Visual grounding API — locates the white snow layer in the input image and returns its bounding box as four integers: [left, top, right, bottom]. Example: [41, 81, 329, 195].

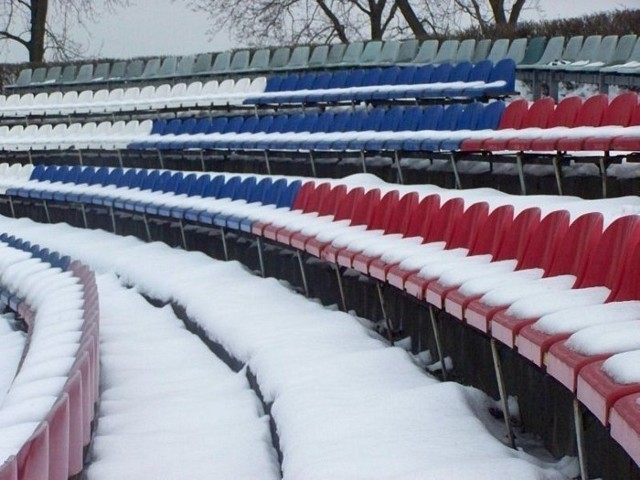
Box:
[0, 215, 572, 479]
[86, 275, 279, 480]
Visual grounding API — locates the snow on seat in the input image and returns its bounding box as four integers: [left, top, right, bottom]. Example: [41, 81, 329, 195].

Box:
[487, 214, 640, 357]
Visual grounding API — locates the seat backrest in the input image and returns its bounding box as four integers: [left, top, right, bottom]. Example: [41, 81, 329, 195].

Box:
[367, 190, 400, 231]
[142, 58, 161, 78]
[308, 45, 331, 68]
[611, 242, 640, 302]
[531, 36, 565, 65]
[574, 93, 608, 127]
[521, 97, 555, 129]
[211, 51, 232, 73]
[193, 52, 213, 74]
[412, 39, 439, 64]
[124, 59, 145, 79]
[560, 35, 584, 62]
[454, 39, 476, 63]
[436, 103, 464, 131]
[446, 201, 490, 250]
[467, 60, 493, 83]
[456, 102, 485, 130]
[60, 64, 77, 83]
[496, 98, 528, 129]
[318, 184, 347, 217]
[546, 212, 603, 278]
[520, 36, 547, 65]
[176, 55, 197, 76]
[350, 188, 381, 227]
[341, 41, 365, 65]
[473, 39, 493, 63]
[218, 175, 241, 199]
[517, 210, 571, 271]
[396, 39, 419, 63]
[429, 63, 453, 83]
[325, 43, 347, 66]
[202, 174, 226, 198]
[286, 46, 310, 70]
[423, 197, 465, 243]
[494, 207, 541, 262]
[487, 38, 510, 63]
[379, 40, 401, 64]
[476, 101, 506, 130]
[30, 67, 47, 84]
[469, 204, 515, 256]
[269, 47, 291, 69]
[247, 177, 272, 203]
[592, 35, 619, 64]
[231, 176, 257, 201]
[387, 192, 419, 235]
[359, 40, 383, 64]
[158, 56, 178, 77]
[333, 187, 365, 222]
[574, 35, 602, 62]
[505, 38, 527, 63]
[547, 96, 582, 128]
[577, 215, 640, 289]
[601, 91, 637, 127]
[249, 49, 270, 71]
[447, 61, 472, 82]
[229, 50, 250, 71]
[14, 68, 32, 87]
[433, 39, 460, 64]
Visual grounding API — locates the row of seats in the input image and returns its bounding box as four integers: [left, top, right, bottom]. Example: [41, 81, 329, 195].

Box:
[8, 36, 531, 91]
[0, 77, 266, 118]
[244, 59, 515, 105]
[0, 61, 516, 120]
[3, 164, 640, 471]
[0, 237, 98, 480]
[9, 34, 640, 94]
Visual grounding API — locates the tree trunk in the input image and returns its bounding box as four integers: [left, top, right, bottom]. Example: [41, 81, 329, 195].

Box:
[30, 0, 48, 62]
[395, 0, 428, 39]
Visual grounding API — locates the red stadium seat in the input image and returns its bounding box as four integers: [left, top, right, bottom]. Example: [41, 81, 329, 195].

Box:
[46, 394, 70, 480]
[506, 96, 583, 151]
[464, 212, 602, 334]
[442, 207, 542, 319]
[252, 180, 316, 237]
[490, 215, 640, 351]
[483, 97, 555, 151]
[17, 421, 49, 480]
[528, 94, 608, 151]
[609, 102, 640, 152]
[64, 371, 84, 477]
[610, 393, 640, 464]
[459, 98, 529, 151]
[0, 456, 17, 480]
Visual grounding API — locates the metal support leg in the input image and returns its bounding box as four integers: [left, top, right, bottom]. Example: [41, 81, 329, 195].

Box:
[219, 227, 229, 261]
[263, 151, 272, 175]
[78, 150, 84, 166]
[80, 204, 88, 229]
[599, 155, 609, 199]
[394, 151, 405, 185]
[376, 283, 394, 345]
[158, 150, 164, 170]
[179, 220, 187, 250]
[43, 200, 51, 224]
[450, 152, 462, 189]
[200, 151, 206, 172]
[8, 197, 15, 218]
[573, 398, 589, 480]
[117, 149, 124, 168]
[256, 237, 266, 278]
[552, 155, 564, 195]
[109, 207, 117, 234]
[27, 150, 33, 165]
[143, 214, 152, 242]
[334, 264, 348, 312]
[428, 305, 447, 381]
[515, 153, 527, 195]
[490, 338, 516, 449]
[360, 151, 368, 173]
[309, 152, 318, 178]
[296, 250, 310, 297]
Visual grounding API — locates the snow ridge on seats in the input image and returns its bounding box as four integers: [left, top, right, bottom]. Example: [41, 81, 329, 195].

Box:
[0, 237, 98, 480]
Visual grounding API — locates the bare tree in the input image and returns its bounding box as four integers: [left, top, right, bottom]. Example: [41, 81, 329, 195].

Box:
[0, 0, 129, 63]
[184, 0, 537, 46]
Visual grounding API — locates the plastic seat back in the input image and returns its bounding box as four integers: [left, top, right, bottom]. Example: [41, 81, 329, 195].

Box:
[574, 94, 608, 127]
[368, 190, 400, 231]
[275, 180, 302, 209]
[308, 45, 331, 68]
[473, 39, 492, 63]
[486, 39, 510, 63]
[379, 40, 403, 64]
[496, 98, 528, 130]
[229, 50, 250, 72]
[494, 207, 541, 262]
[360, 40, 384, 65]
[249, 49, 270, 71]
[447, 61, 472, 82]
[211, 51, 231, 73]
[411, 39, 439, 64]
[470, 204, 515, 256]
[547, 212, 604, 277]
[519, 36, 547, 65]
[393, 38, 420, 63]
[446, 201, 490, 250]
[505, 38, 528, 64]
[455, 39, 476, 63]
[517, 210, 571, 271]
[269, 47, 291, 69]
[522, 97, 555, 128]
[350, 188, 381, 227]
[285, 46, 310, 70]
[601, 91, 637, 127]
[246, 178, 272, 203]
[456, 102, 485, 130]
[423, 197, 465, 243]
[432, 39, 459, 65]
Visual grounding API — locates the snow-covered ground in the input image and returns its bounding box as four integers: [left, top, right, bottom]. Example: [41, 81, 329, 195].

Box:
[87, 275, 279, 480]
[0, 215, 576, 479]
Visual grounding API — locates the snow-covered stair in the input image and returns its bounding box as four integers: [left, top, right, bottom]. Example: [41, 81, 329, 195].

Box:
[86, 275, 280, 480]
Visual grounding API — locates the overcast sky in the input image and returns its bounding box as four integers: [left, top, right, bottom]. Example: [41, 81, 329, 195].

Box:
[0, 0, 637, 63]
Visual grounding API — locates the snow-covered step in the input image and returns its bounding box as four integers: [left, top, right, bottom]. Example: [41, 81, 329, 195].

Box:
[0, 216, 574, 479]
[86, 275, 279, 480]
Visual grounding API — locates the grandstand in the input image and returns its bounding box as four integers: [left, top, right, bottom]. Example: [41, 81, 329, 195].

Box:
[1, 31, 640, 480]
